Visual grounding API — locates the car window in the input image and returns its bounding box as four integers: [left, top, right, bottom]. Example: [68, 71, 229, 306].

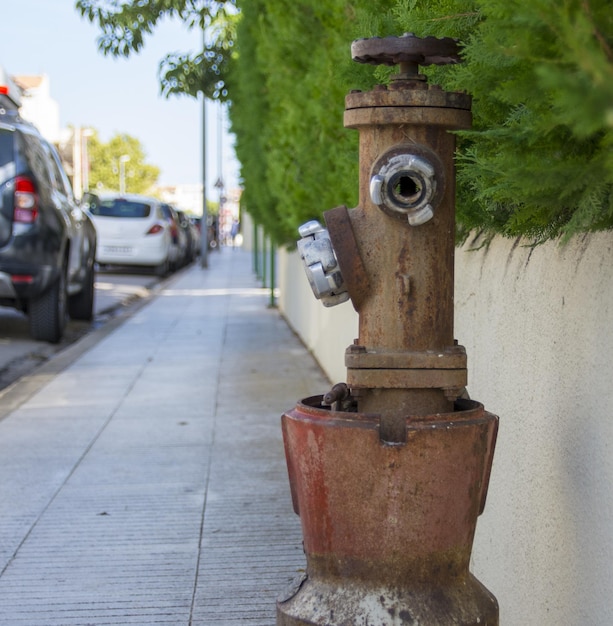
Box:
[46, 142, 74, 199]
[0, 129, 15, 187]
[160, 204, 174, 219]
[43, 141, 69, 196]
[90, 198, 152, 218]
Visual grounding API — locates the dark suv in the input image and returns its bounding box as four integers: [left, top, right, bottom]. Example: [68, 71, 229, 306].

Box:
[0, 85, 97, 343]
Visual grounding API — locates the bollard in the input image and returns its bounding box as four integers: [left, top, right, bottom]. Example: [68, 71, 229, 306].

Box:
[278, 34, 499, 625]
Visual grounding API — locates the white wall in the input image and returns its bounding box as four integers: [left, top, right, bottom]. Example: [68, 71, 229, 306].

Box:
[278, 249, 357, 383]
[277, 232, 613, 626]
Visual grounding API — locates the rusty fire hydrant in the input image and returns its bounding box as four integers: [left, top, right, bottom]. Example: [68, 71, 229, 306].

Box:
[278, 34, 499, 625]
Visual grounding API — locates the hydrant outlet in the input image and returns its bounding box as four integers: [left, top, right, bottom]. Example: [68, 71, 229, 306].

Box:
[369, 146, 444, 225]
[297, 220, 349, 307]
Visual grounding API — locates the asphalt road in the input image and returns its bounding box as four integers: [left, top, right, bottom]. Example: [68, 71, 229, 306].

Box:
[0, 265, 175, 392]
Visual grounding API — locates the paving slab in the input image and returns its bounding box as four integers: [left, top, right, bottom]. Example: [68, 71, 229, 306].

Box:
[0, 249, 330, 625]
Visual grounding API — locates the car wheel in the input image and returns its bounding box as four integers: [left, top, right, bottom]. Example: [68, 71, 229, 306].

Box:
[68, 260, 95, 321]
[154, 258, 169, 277]
[29, 266, 67, 343]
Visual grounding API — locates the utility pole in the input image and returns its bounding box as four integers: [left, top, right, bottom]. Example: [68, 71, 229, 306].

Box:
[200, 90, 209, 268]
[200, 24, 209, 269]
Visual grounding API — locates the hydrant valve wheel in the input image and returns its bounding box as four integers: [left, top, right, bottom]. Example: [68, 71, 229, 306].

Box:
[351, 33, 461, 68]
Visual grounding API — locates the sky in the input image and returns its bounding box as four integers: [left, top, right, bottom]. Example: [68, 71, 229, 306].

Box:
[0, 0, 239, 194]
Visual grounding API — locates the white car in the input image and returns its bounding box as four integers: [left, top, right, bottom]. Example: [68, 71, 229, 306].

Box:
[84, 192, 173, 275]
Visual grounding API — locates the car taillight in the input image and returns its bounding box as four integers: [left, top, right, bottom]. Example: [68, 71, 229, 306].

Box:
[14, 176, 39, 224]
[146, 224, 164, 235]
[11, 275, 34, 284]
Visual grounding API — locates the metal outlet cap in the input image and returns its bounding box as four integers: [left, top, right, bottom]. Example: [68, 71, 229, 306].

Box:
[370, 146, 444, 224]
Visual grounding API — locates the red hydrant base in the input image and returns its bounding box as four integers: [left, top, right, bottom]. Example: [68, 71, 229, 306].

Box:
[278, 396, 498, 625]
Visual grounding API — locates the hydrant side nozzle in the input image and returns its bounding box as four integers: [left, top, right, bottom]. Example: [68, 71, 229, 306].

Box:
[297, 220, 350, 307]
[324, 206, 371, 311]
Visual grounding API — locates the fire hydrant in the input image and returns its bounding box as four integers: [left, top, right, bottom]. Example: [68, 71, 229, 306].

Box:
[278, 34, 499, 625]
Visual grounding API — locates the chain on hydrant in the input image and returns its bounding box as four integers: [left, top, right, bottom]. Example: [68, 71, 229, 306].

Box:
[279, 34, 499, 625]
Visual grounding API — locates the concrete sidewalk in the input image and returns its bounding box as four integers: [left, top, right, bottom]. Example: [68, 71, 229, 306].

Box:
[0, 249, 330, 625]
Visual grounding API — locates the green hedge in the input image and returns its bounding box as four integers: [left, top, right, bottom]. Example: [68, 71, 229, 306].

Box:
[229, 0, 395, 244]
[229, 0, 613, 245]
